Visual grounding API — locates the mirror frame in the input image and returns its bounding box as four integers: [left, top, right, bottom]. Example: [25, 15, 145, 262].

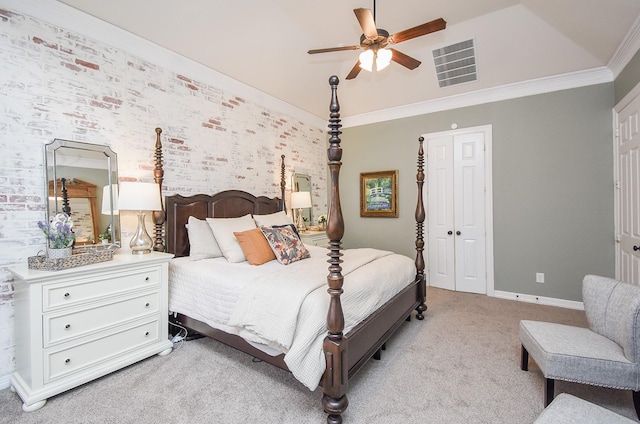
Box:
[292, 173, 312, 226]
[44, 139, 119, 248]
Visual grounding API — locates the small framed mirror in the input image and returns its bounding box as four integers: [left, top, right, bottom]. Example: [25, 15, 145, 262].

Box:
[45, 139, 119, 247]
[292, 173, 312, 227]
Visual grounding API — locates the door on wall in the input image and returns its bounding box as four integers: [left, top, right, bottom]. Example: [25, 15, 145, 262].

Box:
[426, 129, 487, 294]
[615, 89, 640, 284]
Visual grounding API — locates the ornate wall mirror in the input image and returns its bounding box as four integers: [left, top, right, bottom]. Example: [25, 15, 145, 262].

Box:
[292, 173, 312, 226]
[44, 139, 119, 247]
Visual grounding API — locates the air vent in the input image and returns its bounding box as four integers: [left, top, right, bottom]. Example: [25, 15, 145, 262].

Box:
[432, 39, 477, 88]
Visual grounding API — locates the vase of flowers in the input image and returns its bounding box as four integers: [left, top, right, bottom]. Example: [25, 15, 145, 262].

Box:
[317, 214, 327, 230]
[38, 213, 76, 259]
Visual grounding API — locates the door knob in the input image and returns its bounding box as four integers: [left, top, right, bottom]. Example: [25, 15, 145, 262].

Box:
[634, 246, 640, 251]
[456, 231, 461, 236]
[448, 231, 453, 235]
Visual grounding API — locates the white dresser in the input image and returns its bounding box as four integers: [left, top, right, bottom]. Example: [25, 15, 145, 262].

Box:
[299, 230, 330, 248]
[9, 252, 174, 412]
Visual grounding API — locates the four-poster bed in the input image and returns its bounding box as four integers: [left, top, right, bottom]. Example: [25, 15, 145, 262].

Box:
[154, 76, 427, 423]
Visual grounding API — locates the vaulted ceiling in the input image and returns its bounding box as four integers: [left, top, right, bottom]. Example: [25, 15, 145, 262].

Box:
[59, 0, 640, 121]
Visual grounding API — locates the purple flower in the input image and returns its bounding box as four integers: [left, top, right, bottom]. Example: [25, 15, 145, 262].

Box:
[38, 213, 77, 249]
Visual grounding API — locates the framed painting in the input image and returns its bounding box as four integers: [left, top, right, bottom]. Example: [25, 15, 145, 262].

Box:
[360, 170, 398, 217]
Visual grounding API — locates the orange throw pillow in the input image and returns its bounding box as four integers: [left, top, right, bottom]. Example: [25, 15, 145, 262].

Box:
[234, 227, 276, 265]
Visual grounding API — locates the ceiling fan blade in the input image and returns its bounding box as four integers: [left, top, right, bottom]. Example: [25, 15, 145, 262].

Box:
[354, 8, 378, 39]
[389, 48, 421, 70]
[390, 18, 446, 44]
[346, 61, 362, 80]
[308, 45, 360, 54]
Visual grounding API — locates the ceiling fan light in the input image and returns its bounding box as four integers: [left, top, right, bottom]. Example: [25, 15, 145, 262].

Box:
[359, 50, 374, 72]
[376, 48, 392, 70]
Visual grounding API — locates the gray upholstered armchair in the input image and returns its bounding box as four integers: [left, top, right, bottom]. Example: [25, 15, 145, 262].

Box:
[519, 274, 640, 418]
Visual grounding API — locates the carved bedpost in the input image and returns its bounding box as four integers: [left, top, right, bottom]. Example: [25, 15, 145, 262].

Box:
[415, 136, 427, 319]
[60, 178, 71, 215]
[152, 127, 166, 252]
[280, 154, 286, 212]
[322, 75, 348, 424]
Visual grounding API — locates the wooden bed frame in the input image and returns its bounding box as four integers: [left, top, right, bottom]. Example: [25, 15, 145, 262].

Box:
[155, 76, 426, 424]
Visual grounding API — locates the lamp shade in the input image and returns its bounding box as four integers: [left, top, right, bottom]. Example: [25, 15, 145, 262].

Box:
[101, 184, 119, 215]
[291, 191, 312, 209]
[117, 182, 162, 212]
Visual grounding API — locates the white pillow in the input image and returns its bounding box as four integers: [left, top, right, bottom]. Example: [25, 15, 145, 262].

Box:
[253, 210, 294, 227]
[206, 214, 257, 263]
[187, 216, 222, 260]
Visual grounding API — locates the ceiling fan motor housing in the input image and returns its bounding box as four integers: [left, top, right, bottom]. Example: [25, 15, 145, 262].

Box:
[307, 7, 446, 80]
[360, 29, 390, 50]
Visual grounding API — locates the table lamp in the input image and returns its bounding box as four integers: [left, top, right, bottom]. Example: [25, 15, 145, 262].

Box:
[100, 184, 119, 243]
[101, 184, 119, 215]
[117, 182, 162, 254]
[291, 191, 312, 231]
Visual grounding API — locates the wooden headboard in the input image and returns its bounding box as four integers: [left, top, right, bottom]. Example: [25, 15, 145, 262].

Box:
[152, 142, 287, 257]
[165, 190, 283, 257]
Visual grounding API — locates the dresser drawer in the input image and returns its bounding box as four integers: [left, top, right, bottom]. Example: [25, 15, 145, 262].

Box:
[45, 319, 161, 383]
[43, 267, 160, 311]
[44, 291, 160, 347]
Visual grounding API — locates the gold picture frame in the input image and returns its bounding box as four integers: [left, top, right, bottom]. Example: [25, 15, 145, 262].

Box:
[360, 170, 398, 217]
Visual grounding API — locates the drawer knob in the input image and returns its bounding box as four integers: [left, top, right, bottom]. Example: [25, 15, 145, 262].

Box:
[144, 331, 150, 337]
[64, 292, 70, 298]
[145, 276, 150, 281]
[65, 324, 71, 330]
[64, 358, 71, 364]
[145, 302, 150, 308]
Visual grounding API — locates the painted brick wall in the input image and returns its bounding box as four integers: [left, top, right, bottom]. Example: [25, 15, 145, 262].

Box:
[0, 8, 327, 387]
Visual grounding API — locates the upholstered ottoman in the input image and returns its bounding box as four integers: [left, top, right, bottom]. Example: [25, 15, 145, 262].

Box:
[534, 393, 636, 424]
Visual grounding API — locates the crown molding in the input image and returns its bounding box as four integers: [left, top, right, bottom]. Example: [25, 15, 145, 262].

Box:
[608, 14, 640, 78]
[3, 1, 627, 130]
[341, 67, 614, 128]
[2, 0, 327, 129]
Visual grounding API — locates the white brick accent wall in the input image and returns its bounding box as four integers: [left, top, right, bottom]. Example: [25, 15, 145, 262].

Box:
[0, 7, 328, 386]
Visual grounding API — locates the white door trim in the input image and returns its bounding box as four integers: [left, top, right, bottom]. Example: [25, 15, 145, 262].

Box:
[613, 81, 640, 282]
[422, 124, 495, 296]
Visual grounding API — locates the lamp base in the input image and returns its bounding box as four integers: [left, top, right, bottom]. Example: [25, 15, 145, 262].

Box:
[130, 247, 152, 255]
[295, 208, 307, 232]
[129, 212, 153, 255]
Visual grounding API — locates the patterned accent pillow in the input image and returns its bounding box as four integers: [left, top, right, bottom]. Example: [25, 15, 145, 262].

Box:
[260, 225, 310, 265]
[272, 223, 300, 238]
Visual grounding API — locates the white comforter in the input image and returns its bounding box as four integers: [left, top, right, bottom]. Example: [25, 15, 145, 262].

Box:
[169, 245, 416, 390]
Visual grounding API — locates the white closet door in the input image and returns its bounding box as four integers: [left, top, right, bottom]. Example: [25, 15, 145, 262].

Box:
[616, 94, 640, 284]
[453, 132, 486, 294]
[427, 135, 455, 290]
[427, 130, 486, 294]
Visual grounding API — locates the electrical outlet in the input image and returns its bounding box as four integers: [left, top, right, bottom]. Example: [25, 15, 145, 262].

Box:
[536, 273, 545, 283]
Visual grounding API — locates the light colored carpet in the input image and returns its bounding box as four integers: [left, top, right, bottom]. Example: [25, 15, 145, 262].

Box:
[1, 287, 637, 424]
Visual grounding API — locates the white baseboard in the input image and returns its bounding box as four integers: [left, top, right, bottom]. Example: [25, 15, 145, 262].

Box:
[0, 374, 12, 390]
[493, 290, 584, 310]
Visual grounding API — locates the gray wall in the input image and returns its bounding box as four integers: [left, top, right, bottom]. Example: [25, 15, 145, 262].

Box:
[340, 83, 614, 302]
[615, 49, 640, 103]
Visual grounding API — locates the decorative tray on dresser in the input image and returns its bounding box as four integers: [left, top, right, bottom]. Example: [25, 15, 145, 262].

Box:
[9, 251, 174, 412]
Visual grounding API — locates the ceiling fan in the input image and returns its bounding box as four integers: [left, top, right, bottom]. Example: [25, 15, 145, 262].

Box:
[307, 1, 446, 80]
